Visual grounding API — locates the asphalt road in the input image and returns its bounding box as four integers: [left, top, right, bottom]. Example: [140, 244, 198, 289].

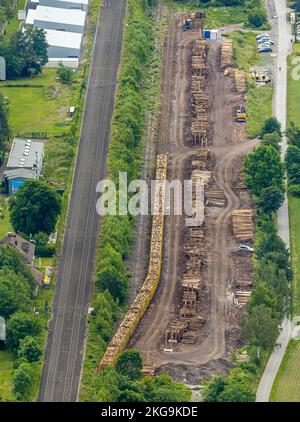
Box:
[256, 0, 292, 402]
[38, 0, 126, 402]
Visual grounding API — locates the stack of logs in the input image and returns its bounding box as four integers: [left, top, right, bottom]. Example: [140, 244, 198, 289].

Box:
[220, 39, 233, 68]
[233, 69, 246, 93]
[98, 154, 168, 370]
[232, 209, 254, 241]
[165, 153, 210, 346]
[188, 39, 209, 147]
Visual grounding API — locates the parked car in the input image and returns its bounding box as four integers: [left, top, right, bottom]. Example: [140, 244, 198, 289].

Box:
[256, 33, 270, 40]
[239, 244, 254, 253]
[257, 37, 274, 45]
[257, 46, 272, 53]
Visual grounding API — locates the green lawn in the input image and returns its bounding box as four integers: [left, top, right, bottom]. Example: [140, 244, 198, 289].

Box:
[270, 339, 300, 402]
[287, 43, 300, 315]
[289, 195, 300, 315]
[0, 198, 12, 239]
[0, 70, 75, 137]
[0, 351, 14, 402]
[287, 43, 300, 125]
[228, 30, 273, 138]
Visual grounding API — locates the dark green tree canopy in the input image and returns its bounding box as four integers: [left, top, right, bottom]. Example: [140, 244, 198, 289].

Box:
[257, 186, 284, 215]
[10, 180, 62, 236]
[260, 117, 282, 137]
[0, 27, 48, 79]
[115, 349, 143, 380]
[6, 311, 41, 350]
[244, 145, 284, 197]
[18, 336, 42, 363]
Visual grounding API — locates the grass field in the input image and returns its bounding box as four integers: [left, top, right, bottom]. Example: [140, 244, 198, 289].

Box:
[286, 43, 300, 316]
[289, 196, 300, 315]
[0, 198, 12, 239]
[0, 351, 14, 402]
[269, 43, 300, 402]
[270, 339, 300, 402]
[0, 70, 76, 137]
[228, 30, 273, 138]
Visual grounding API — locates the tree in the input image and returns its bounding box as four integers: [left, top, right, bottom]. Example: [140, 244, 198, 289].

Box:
[33, 232, 55, 257]
[244, 145, 284, 196]
[286, 121, 300, 149]
[247, 8, 267, 28]
[96, 266, 128, 303]
[115, 349, 143, 380]
[118, 389, 146, 402]
[242, 304, 279, 354]
[6, 311, 41, 350]
[202, 376, 226, 402]
[285, 145, 300, 184]
[13, 362, 35, 400]
[219, 382, 255, 402]
[0, 27, 48, 79]
[260, 117, 282, 137]
[57, 62, 73, 84]
[0, 270, 31, 319]
[261, 131, 281, 152]
[18, 336, 42, 363]
[10, 180, 62, 236]
[257, 186, 284, 215]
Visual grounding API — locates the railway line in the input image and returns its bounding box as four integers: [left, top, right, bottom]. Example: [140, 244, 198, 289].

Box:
[38, 0, 126, 401]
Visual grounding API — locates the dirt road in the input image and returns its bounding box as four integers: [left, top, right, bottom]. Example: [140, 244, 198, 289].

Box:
[129, 21, 258, 377]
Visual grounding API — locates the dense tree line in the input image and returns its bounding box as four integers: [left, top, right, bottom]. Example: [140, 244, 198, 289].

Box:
[285, 122, 300, 196]
[83, 349, 190, 402]
[0, 27, 48, 79]
[203, 117, 291, 402]
[0, 246, 42, 400]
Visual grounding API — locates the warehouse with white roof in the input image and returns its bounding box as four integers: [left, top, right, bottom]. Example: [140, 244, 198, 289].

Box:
[39, 0, 88, 11]
[26, 5, 86, 33]
[45, 29, 82, 58]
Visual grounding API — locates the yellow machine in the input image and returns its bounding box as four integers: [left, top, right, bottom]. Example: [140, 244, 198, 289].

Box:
[236, 106, 247, 122]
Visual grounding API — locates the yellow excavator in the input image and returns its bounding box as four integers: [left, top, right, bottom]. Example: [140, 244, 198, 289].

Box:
[236, 106, 247, 122]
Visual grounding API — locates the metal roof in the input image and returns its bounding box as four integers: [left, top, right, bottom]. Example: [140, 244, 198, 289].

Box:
[45, 29, 82, 49]
[40, 0, 89, 5]
[30, 5, 86, 26]
[6, 138, 44, 170]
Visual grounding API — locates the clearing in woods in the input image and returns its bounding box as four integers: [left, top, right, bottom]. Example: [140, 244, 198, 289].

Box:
[129, 13, 257, 383]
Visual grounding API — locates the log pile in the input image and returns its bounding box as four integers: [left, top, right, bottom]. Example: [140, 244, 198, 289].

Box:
[187, 39, 210, 147]
[232, 209, 254, 241]
[165, 155, 209, 346]
[98, 154, 168, 370]
[206, 189, 226, 207]
[220, 39, 233, 68]
[233, 69, 246, 93]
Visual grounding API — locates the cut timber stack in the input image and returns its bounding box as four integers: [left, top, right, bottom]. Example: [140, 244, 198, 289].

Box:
[220, 39, 233, 69]
[98, 154, 168, 370]
[188, 39, 210, 147]
[232, 209, 254, 241]
[165, 154, 209, 347]
[233, 69, 246, 93]
[206, 189, 226, 207]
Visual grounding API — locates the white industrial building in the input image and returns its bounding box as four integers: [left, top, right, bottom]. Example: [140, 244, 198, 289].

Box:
[39, 0, 88, 11]
[25, 6, 86, 33]
[45, 29, 82, 58]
